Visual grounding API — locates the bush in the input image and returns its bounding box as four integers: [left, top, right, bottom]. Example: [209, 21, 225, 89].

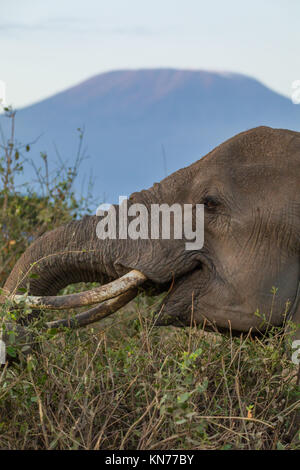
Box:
[0, 108, 93, 285]
[0, 300, 299, 450]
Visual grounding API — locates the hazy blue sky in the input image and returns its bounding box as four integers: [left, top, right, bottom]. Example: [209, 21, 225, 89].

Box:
[1, 0, 299, 107]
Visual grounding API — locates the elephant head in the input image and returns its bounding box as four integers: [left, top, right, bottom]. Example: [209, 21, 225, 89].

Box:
[1, 126, 300, 344]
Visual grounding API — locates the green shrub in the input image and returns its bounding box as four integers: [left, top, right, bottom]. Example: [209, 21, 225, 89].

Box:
[0, 108, 92, 284]
[0, 300, 299, 450]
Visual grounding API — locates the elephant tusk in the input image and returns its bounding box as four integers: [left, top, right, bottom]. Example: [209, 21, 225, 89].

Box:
[5, 270, 147, 310]
[1, 289, 138, 362]
[46, 288, 137, 329]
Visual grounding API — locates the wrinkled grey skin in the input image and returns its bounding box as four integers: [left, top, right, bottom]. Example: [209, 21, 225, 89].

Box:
[3, 127, 300, 340]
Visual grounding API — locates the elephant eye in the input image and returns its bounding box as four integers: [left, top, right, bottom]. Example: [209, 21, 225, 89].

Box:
[203, 196, 219, 210]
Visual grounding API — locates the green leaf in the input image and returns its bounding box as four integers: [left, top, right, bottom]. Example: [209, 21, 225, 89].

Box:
[29, 273, 39, 279]
[175, 418, 187, 425]
[6, 346, 17, 358]
[177, 392, 191, 404]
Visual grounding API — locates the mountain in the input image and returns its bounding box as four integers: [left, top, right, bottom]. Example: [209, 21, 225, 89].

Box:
[2, 69, 300, 204]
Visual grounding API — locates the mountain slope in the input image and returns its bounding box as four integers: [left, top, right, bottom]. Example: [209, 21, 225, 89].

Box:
[3, 69, 300, 203]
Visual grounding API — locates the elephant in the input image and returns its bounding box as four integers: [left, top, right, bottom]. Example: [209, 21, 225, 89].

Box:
[1, 126, 300, 350]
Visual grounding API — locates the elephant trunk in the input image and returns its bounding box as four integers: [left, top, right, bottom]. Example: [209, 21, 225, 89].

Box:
[3, 215, 114, 297]
[3, 162, 194, 299]
[1, 213, 148, 328]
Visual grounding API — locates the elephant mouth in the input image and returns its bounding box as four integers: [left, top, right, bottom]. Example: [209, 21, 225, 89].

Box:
[153, 266, 204, 327]
[152, 251, 214, 327]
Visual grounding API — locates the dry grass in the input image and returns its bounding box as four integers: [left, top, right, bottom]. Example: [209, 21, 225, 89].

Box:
[0, 294, 299, 450]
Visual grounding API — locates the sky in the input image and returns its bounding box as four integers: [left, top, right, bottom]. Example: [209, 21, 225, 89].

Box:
[1, 0, 299, 108]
